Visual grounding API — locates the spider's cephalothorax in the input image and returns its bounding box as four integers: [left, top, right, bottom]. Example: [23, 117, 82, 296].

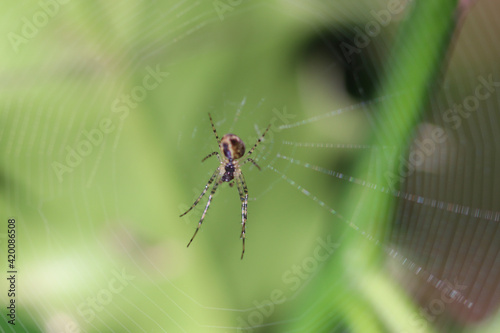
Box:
[180, 114, 270, 259]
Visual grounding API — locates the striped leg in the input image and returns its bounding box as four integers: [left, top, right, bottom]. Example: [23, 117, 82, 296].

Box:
[208, 113, 220, 144]
[236, 173, 248, 259]
[187, 177, 222, 248]
[246, 124, 271, 157]
[242, 158, 261, 170]
[202, 151, 220, 162]
[180, 169, 220, 217]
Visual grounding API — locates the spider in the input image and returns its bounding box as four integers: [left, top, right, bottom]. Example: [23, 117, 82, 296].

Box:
[180, 113, 270, 259]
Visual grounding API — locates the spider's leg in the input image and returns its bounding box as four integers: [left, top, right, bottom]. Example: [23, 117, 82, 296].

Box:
[236, 172, 248, 259]
[245, 123, 271, 158]
[208, 113, 220, 145]
[180, 168, 219, 217]
[242, 158, 261, 171]
[187, 175, 222, 248]
[201, 151, 219, 163]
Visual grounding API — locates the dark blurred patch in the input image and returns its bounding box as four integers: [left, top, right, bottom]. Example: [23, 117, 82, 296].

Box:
[0, 166, 31, 206]
[296, 25, 388, 101]
[0, 168, 5, 190]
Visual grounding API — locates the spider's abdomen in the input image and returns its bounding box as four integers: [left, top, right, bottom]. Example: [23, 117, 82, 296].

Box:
[222, 163, 235, 182]
[221, 134, 245, 160]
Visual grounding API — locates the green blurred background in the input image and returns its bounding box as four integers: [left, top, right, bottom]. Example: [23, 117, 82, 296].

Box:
[1, 0, 500, 332]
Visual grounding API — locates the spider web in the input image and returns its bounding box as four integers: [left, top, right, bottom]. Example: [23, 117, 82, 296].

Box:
[2, 1, 500, 333]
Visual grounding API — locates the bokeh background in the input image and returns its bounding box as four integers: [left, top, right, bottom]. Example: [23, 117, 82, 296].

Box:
[1, 0, 500, 332]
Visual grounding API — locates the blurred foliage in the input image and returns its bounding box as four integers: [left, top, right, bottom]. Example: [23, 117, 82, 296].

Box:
[0, 0, 498, 333]
[288, 1, 460, 332]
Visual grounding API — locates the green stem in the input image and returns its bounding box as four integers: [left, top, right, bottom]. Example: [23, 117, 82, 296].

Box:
[290, 1, 459, 332]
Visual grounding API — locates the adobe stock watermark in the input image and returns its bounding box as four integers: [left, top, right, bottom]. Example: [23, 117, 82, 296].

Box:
[340, 0, 413, 63]
[213, 0, 244, 21]
[51, 65, 169, 182]
[442, 74, 500, 129]
[7, 0, 71, 53]
[404, 279, 467, 332]
[384, 74, 500, 191]
[236, 236, 339, 332]
[178, 185, 207, 225]
[246, 106, 295, 152]
[76, 268, 135, 324]
[384, 125, 447, 191]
